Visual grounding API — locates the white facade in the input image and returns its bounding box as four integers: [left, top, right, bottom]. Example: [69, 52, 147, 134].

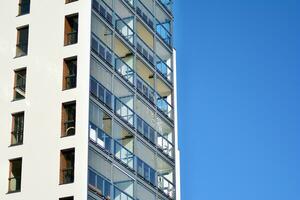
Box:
[0, 0, 180, 200]
[0, 0, 91, 199]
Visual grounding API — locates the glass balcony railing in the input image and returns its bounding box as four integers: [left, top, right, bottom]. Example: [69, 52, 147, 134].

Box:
[15, 74, 26, 92]
[90, 77, 174, 160]
[89, 122, 160, 189]
[136, 36, 155, 66]
[92, 0, 113, 25]
[90, 77, 113, 109]
[157, 134, 174, 158]
[136, 116, 156, 144]
[91, 11, 173, 85]
[114, 141, 135, 169]
[158, 0, 173, 14]
[136, 0, 154, 30]
[88, 169, 112, 199]
[136, 75, 155, 105]
[157, 96, 173, 119]
[114, 186, 134, 200]
[137, 157, 156, 186]
[115, 14, 135, 46]
[156, 20, 172, 47]
[156, 56, 173, 83]
[115, 56, 135, 86]
[91, 33, 113, 66]
[158, 175, 175, 199]
[89, 168, 135, 200]
[115, 97, 135, 127]
[89, 123, 112, 153]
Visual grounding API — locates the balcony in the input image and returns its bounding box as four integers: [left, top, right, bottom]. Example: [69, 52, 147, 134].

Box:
[90, 77, 113, 109]
[90, 123, 112, 153]
[158, 175, 175, 199]
[91, 13, 173, 86]
[89, 169, 135, 200]
[90, 78, 175, 160]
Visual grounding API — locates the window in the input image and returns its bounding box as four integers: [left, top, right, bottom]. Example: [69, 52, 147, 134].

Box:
[18, 0, 30, 15]
[11, 112, 24, 146]
[64, 14, 78, 46]
[59, 197, 74, 200]
[13, 68, 26, 100]
[60, 148, 75, 184]
[16, 26, 29, 57]
[63, 57, 77, 90]
[65, 0, 78, 3]
[8, 158, 22, 193]
[61, 102, 76, 137]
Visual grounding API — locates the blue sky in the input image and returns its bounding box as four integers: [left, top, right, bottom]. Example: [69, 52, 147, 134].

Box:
[174, 0, 300, 199]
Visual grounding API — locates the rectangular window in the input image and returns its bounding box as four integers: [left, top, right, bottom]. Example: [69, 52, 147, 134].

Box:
[11, 112, 24, 146]
[59, 197, 74, 200]
[65, 0, 78, 3]
[64, 14, 78, 46]
[63, 57, 77, 90]
[61, 102, 76, 137]
[8, 158, 22, 193]
[13, 68, 26, 100]
[60, 148, 75, 184]
[18, 0, 30, 15]
[16, 26, 29, 57]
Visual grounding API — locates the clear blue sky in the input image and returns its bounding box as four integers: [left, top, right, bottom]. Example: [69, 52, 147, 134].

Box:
[174, 0, 300, 200]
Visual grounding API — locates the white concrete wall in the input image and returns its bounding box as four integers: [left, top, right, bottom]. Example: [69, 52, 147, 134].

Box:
[0, 0, 92, 199]
[173, 49, 181, 200]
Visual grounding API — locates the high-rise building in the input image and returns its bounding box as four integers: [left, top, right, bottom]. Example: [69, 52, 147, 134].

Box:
[0, 0, 180, 199]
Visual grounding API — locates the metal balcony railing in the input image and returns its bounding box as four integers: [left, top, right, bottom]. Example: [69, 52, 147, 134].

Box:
[61, 168, 74, 184]
[115, 97, 135, 127]
[16, 43, 28, 57]
[66, 31, 78, 45]
[114, 141, 135, 169]
[115, 56, 135, 86]
[63, 120, 76, 136]
[115, 14, 135, 46]
[158, 175, 175, 199]
[18, 2, 30, 15]
[8, 176, 21, 192]
[11, 130, 23, 145]
[89, 123, 112, 153]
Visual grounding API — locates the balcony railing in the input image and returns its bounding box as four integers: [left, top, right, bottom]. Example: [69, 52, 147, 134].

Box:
[65, 74, 77, 89]
[115, 56, 135, 86]
[157, 134, 174, 158]
[115, 97, 135, 127]
[89, 122, 159, 189]
[114, 141, 135, 169]
[91, 10, 173, 86]
[92, 0, 113, 25]
[8, 176, 21, 192]
[158, 0, 173, 14]
[16, 43, 28, 57]
[136, 0, 154, 30]
[115, 14, 135, 46]
[91, 33, 113, 66]
[88, 169, 112, 199]
[90, 77, 113, 109]
[136, 74, 155, 105]
[156, 55, 173, 83]
[11, 130, 23, 145]
[136, 36, 155, 66]
[137, 157, 156, 186]
[66, 31, 78, 45]
[156, 20, 172, 47]
[18, 2, 30, 15]
[157, 96, 173, 119]
[136, 116, 156, 144]
[63, 120, 76, 136]
[158, 175, 175, 199]
[15, 73, 26, 92]
[89, 123, 112, 153]
[114, 186, 134, 200]
[61, 168, 74, 184]
[90, 78, 175, 160]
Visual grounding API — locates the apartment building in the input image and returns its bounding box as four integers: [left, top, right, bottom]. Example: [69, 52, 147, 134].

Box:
[0, 0, 180, 200]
